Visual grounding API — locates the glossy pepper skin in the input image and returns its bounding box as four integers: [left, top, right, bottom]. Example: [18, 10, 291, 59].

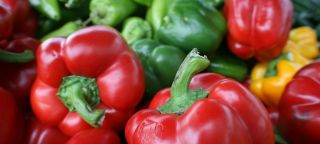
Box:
[31, 26, 144, 137]
[250, 27, 319, 106]
[279, 61, 320, 144]
[131, 39, 186, 99]
[90, 0, 137, 27]
[25, 119, 70, 144]
[0, 88, 24, 144]
[150, 0, 226, 55]
[206, 53, 248, 81]
[25, 119, 120, 144]
[29, 0, 61, 21]
[224, 0, 293, 61]
[126, 49, 274, 144]
[0, 36, 39, 106]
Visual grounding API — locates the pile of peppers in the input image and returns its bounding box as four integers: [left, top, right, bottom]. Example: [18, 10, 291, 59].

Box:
[1, 0, 320, 144]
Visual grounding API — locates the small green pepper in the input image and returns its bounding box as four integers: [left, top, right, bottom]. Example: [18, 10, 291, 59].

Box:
[90, 0, 137, 26]
[131, 39, 186, 98]
[121, 17, 153, 45]
[146, 0, 175, 31]
[206, 54, 248, 81]
[29, 0, 61, 21]
[41, 21, 81, 41]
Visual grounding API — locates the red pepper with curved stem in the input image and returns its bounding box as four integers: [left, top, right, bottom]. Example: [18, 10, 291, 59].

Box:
[31, 26, 144, 136]
[279, 61, 320, 143]
[126, 49, 274, 144]
[0, 36, 38, 107]
[0, 88, 24, 144]
[224, 0, 293, 61]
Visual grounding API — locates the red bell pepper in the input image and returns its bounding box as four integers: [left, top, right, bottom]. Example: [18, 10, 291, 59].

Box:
[126, 49, 274, 144]
[25, 119, 120, 144]
[224, 0, 293, 61]
[279, 61, 320, 143]
[31, 26, 144, 136]
[0, 2, 13, 39]
[0, 36, 39, 106]
[0, 87, 25, 144]
[1, 0, 37, 38]
[25, 119, 70, 144]
[11, 0, 38, 37]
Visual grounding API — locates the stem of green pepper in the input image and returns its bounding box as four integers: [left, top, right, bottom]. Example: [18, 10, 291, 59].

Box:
[158, 49, 210, 114]
[57, 76, 105, 128]
[264, 53, 291, 77]
[0, 49, 34, 63]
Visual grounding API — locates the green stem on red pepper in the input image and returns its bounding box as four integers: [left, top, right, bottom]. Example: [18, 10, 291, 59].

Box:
[0, 49, 34, 63]
[158, 49, 210, 114]
[57, 76, 105, 128]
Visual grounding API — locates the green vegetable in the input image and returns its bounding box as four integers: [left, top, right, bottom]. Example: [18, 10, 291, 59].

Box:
[29, 0, 61, 21]
[146, 0, 175, 31]
[121, 17, 152, 45]
[90, 0, 137, 26]
[41, 21, 81, 41]
[36, 18, 61, 38]
[149, 0, 226, 55]
[206, 54, 248, 81]
[59, 0, 86, 8]
[197, 0, 225, 9]
[134, 0, 154, 7]
[131, 39, 186, 98]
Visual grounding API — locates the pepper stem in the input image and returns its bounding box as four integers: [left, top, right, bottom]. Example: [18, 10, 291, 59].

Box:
[57, 76, 105, 128]
[158, 49, 210, 114]
[264, 53, 291, 77]
[0, 49, 34, 63]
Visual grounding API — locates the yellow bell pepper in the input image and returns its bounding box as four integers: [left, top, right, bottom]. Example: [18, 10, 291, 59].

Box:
[284, 26, 318, 59]
[249, 26, 318, 106]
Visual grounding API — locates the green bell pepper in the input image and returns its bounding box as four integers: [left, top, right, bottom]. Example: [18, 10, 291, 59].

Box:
[90, 0, 137, 26]
[121, 17, 153, 45]
[148, 0, 226, 55]
[131, 39, 186, 98]
[29, 0, 61, 21]
[206, 54, 248, 81]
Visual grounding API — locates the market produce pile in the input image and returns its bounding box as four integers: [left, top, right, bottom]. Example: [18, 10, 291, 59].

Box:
[1, 0, 320, 144]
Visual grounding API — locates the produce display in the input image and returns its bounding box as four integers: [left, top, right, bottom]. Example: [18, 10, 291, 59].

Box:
[0, 0, 319, 144]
